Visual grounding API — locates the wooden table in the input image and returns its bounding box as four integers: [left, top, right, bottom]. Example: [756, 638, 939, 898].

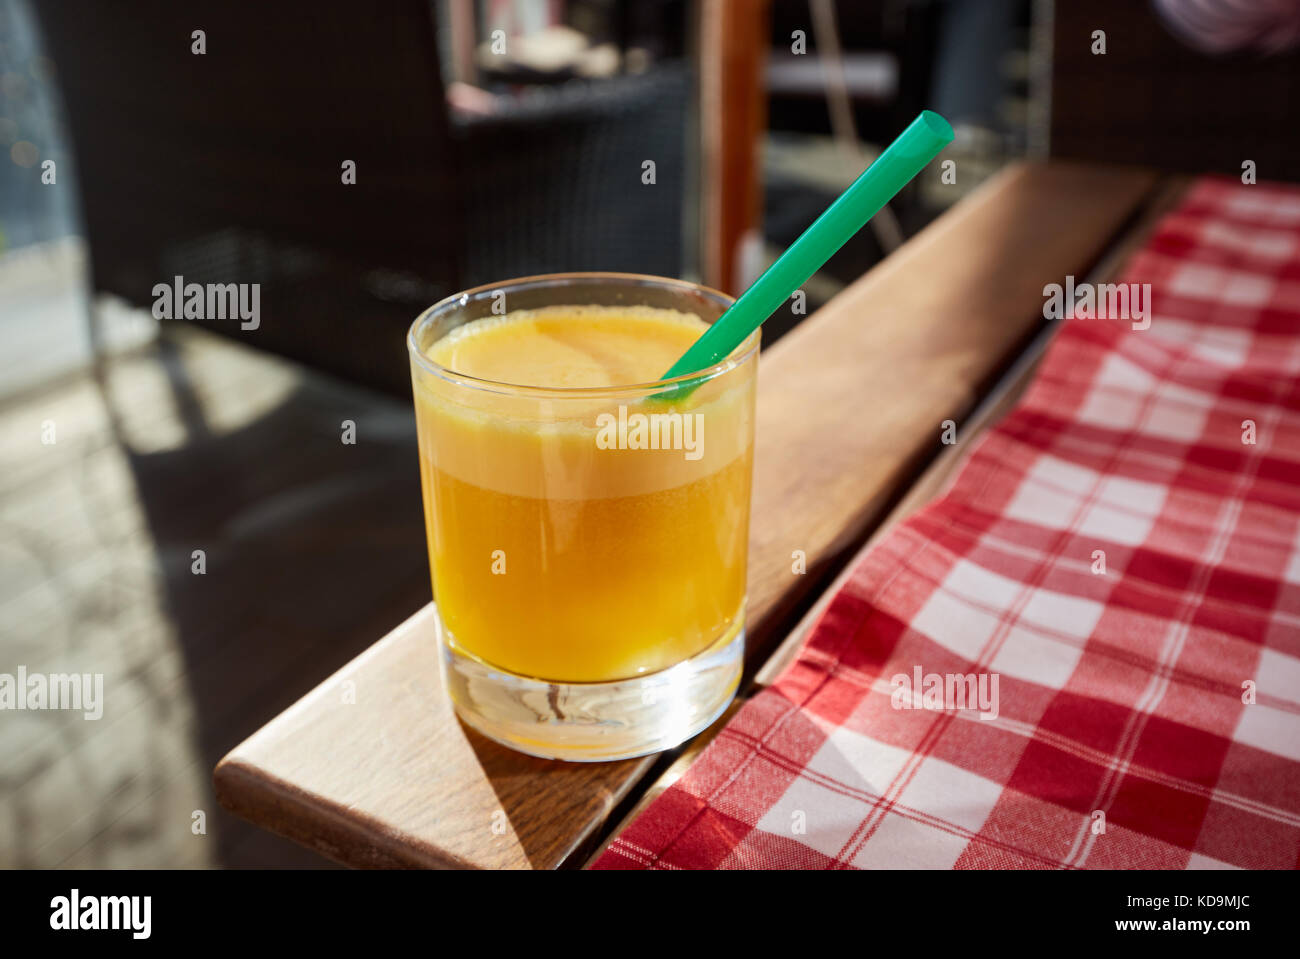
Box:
[214, 161, 1165, 869]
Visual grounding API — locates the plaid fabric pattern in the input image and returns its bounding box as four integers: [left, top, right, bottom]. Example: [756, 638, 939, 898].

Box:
[593, 177, 1300, 870]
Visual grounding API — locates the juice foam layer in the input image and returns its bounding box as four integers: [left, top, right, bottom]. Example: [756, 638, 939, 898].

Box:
[427, 305, 708, 389]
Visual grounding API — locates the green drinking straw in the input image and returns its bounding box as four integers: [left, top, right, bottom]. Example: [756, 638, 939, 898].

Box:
[659, 109, 954, 397]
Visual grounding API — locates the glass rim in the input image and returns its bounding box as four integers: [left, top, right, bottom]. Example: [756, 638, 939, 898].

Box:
[406, 271, 760, 399]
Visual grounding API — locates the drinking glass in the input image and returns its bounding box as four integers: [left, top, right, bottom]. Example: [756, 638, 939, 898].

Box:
[408, 273, 759, 760]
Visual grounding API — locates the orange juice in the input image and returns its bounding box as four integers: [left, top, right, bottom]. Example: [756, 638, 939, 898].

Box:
[411, 305, 757, 683]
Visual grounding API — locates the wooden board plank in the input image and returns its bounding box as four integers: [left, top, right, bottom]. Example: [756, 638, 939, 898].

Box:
[214, 161, 1159, 869]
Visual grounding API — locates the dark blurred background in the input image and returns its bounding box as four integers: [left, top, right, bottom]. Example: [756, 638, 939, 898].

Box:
[1, 0, 1297, 866]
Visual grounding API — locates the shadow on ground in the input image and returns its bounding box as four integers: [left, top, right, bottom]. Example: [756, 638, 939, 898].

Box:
[103, 328, 432, 866]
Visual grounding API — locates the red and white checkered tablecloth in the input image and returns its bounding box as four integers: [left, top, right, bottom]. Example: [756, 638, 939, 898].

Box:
[593, 177, 1300, 870]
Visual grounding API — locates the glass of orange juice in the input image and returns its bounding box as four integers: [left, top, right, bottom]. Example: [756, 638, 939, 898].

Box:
[407, 273, 759, 761]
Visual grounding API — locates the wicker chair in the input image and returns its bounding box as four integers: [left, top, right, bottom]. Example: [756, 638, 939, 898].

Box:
[34, 0, 689, 394]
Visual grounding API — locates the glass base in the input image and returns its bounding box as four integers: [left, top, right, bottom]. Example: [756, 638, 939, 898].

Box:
[438, 616, 744, 762]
